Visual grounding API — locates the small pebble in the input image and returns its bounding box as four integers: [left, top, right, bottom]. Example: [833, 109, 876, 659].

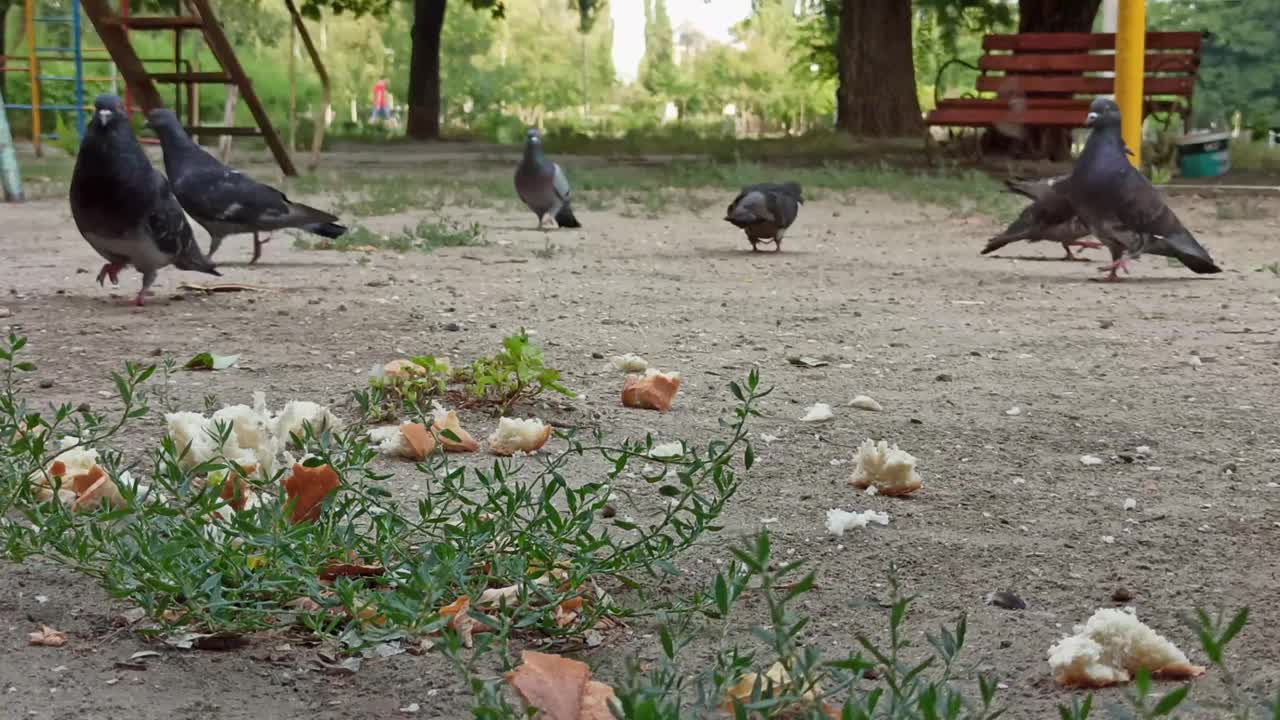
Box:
[1186, 356, 1203, 367]
[1101, 535, 1115, 544]
[0, 307, 10, 319]
[1112, 587, 1134, 603]
[1123, 498, 1137, 511]
[1099, 319, 1113, 329]
[38, 379, 54, 389]
[443, 322, 463, 332]
[1080, 455, 1104, 466]
[935, 373, 954, 382]
[1005, 407, 1021, 416]
[985, 591, 1026, 610]
[590, 351, 604, 360]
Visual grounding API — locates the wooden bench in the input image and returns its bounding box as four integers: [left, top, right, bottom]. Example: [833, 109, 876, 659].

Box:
[926, 31, 1204, 151]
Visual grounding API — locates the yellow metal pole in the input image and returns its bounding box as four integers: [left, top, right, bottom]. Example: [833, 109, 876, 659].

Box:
[25, 0, 41, 156]
[1115, 0, 1145, 168]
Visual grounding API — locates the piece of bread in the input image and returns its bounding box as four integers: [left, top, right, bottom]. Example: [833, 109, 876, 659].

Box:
[621, 369, 682, 412]
[1048, 607, 1207, 688]
[848, 439, 922, 496]
[70, 466, 125, 512]
[369, 423, 435, 460]
[487, 417, 553, 456]
[430, 408, 480, 453]
[281, 463, 340, 524]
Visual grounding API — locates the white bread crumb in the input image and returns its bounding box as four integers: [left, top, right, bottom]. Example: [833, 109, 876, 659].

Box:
[487, 417, 552, 455]
[825, 508, 890, 536]
[369, 426, 414, 459]
[1048, 607, 1205, 688]
[849, 439, 922, 496]
[649, 441, 684, 459]
[611, 354, 649, 372]
[799, 403, 834, 422]
[165, 394, 341, 475]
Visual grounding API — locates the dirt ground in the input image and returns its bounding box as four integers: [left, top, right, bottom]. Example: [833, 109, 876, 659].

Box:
[2, 145, 1279, 719]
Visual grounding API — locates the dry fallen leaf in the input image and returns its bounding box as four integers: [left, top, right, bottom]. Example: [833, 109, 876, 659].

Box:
[28, 625, 66, 647]
[720, 662, 823, 713]
[438, 596, 495, 648]
[281, 463, 340, 524]
[505, 650, 617, 720]
[554, 597, 584, 628]
[318, 559, 385, 581]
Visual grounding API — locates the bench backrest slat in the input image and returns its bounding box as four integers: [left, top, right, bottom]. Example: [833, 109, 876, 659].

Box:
[982, 31, 1203, 52]
[978, 52, 1198, 74]
[974, 75, 1195, 95]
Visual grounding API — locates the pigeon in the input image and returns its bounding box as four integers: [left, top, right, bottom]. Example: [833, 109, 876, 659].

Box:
[69, 94, 219, 306]
[1057, 97, 1221, 281]
[725, 181, 803, 252]
[514, 128, 581, 229]
[982, 176, 1100, 260]
[146, 108, 347, 264]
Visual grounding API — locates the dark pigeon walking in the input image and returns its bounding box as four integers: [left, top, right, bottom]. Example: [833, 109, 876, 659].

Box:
[982, 176, 1100, 260]
[514, 128, 581, 229]
[146, 108, 346, 264]
[725, 181, 803, 252]
[1058, 97, 1221, 281]
[70, 94, 219, 306]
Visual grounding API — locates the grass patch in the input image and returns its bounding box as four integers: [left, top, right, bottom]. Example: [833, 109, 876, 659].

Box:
[1215, 197, 1270, 221]
[295, 217, 485, 253]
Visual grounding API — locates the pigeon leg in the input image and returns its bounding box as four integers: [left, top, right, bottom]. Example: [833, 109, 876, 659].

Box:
[251, 232, 270, 265]
[1070, 240, 1104, 250]
[96, 262, 123, 287]
[1099, 256, 1133, 282]
[774, 231, 784, 253]
[135, 270, 157, 307]
[1060, 243, 1080, 261]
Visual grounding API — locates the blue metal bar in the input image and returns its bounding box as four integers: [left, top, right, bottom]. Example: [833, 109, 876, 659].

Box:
[38, 75, 79, 81]
[72, 0, 85, 138]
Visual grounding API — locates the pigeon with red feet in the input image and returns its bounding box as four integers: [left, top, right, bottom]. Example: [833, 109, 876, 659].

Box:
[70, 94, 219, 306]
[147, 108, 346, 264]
[983, 175, 1100, 261]
[1057, 97, 1221, 281]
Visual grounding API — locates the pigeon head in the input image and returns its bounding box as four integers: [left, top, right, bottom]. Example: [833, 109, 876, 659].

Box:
[1085, 97, 1122, 130]
[92, 94, 127, 129]
[525, 128, 542, 145]
[144, 108, 181, 132]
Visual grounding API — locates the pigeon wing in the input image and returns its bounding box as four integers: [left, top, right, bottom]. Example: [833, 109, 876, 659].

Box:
[551, 163, 572, 204]
[147, 171, 197, 257]
[173, 165, 292, 228]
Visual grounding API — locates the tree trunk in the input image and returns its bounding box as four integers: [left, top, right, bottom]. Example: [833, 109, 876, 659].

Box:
[406, 0, 446, 141]
[0, 0, 10, 98]
[835, 0, 921, 137]
[999, 0, 1104, 159]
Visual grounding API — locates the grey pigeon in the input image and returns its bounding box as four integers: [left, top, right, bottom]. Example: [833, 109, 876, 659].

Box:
[70, 94, 219, 306]
[725, 181, 803, 252]
[514, 128, 581, 229]
[982, 176, 1100, 260]
[146, 108, 346, 264]
[1057, 97, 1221, 280]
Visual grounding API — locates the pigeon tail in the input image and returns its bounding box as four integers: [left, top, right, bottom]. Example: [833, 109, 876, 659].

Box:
[303, 221, 348, 239]
[554, 203, 581, 229]
[981, 234, 1019, 255]
[173, 244, 221, 277]
[1180, 254, 1223, 274]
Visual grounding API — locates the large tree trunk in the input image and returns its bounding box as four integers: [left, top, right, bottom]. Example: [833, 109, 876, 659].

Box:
[835, 0, 921, 136]
[406, 0, 446, 141]
[0, 0, 10, 98]
[991, 0, 1104, 159]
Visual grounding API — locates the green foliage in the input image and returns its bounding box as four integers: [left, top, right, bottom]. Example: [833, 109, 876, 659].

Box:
[0, 334, 762, 649]
[294, 217, 484, 253]
[358, 331, 573, 421]
[462, 330, 575, 415]
[1147, 0, 1280, 132]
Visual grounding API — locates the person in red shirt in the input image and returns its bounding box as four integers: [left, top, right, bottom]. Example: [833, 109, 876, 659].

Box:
[369, 79, 389, 124]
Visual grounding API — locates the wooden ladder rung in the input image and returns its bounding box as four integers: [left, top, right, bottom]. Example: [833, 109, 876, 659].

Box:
[103, 15, 204, 29]
[150, 71, 231, 84]
[186, 126, 262, 137]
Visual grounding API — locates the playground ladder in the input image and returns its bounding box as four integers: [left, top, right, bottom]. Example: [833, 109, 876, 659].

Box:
[80, 0, 298, 176]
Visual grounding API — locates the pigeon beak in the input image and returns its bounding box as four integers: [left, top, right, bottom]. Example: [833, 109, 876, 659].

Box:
[1085, 111, 1099, 127]
[96, 109, 113, 127]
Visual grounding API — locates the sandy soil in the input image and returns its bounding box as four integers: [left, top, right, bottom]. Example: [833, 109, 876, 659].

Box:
[2, 149, 1279, 719]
